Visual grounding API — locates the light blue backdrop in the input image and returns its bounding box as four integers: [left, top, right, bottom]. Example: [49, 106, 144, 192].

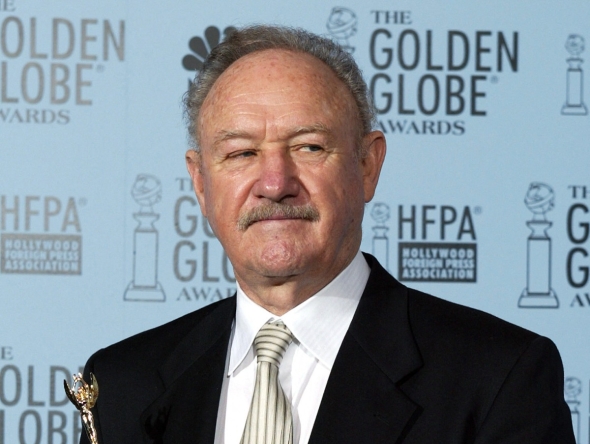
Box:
[1, 0, 589, 442]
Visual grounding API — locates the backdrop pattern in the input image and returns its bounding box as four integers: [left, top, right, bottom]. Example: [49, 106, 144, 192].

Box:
[1, 1, 589, 442]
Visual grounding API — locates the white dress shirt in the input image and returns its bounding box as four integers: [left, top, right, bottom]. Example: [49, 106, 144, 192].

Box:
[214, 251, 370, 444]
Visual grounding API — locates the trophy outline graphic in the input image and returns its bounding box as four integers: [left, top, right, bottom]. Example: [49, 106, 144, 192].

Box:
[518, 182, 559, 308]
[564, 376, 581, 443]
[370, 202, 390, 271]
[326, 6, 358, 54]
[124, 174, 166, 302]
[561, 34, 587, 116]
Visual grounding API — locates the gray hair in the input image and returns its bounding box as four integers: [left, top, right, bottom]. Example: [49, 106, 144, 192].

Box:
[183, 25, 376, 153]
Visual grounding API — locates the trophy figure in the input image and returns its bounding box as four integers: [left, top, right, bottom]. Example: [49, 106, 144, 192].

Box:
[561, 34, 587, 115]
[124, 174, 166, 301]
[519, 183, 559, 308]
[564, 377, 581, 443]
[371, 203, 390, 271]
[326, 7, 358, 54]
[64, 373, 100, 444]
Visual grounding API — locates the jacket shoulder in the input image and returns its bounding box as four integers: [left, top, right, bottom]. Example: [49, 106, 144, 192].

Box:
[88, 296, 235, 372]
[407, 287, 539, 356]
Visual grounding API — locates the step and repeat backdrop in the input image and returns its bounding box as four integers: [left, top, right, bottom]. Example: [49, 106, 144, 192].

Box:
[1, 0, 589, 442]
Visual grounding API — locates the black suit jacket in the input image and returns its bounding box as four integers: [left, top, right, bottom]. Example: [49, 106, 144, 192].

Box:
[81, 255, 575, 443]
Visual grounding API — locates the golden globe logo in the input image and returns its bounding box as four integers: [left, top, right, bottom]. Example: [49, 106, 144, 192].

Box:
[0, 16, 125, 123]
[0, 363, 85, 443]
[367, 10, 520, 135]
[173, 177, 236, 303]
[567, 185, 590, 307]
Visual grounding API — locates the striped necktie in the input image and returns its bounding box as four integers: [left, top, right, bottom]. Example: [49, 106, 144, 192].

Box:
[240, 321, 294, 444]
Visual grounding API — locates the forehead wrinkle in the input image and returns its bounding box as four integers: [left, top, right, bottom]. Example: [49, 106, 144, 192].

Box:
[212, 123, 330, 143]
[287, 123, 331, 138]
[208, 103, 332, 137]
[221, 99, 313, 113]
[214, 129, 252, 144]
[226, 87, 294, 100]
[199, 50, 359, 150]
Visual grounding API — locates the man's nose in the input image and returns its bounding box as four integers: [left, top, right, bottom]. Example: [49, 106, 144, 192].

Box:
[252, 149, 301, 202]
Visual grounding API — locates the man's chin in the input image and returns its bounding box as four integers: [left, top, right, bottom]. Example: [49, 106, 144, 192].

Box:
[247, 252, 308, 281]
[234, 266, 299, 288]
[256, 259, 303, 279]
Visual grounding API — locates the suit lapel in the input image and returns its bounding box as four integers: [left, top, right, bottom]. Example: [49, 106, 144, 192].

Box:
[309, 255, 423, 444]
[140, 298, 236, 444]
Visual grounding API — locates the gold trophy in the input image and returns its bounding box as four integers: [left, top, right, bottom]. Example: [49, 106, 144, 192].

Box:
[64, 373, 100, 444]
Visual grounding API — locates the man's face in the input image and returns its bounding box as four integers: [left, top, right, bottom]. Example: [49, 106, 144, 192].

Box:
[187, 49, 385, 297]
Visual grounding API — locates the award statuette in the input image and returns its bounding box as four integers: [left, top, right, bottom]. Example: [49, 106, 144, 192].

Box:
[518, 182, 559, 308]
[371, 203, 391, 271]
[561, 34, 587, 116]
[64, 373, 100, 444]
[124, 174, 166, 302]
[564, 377, 582, 443]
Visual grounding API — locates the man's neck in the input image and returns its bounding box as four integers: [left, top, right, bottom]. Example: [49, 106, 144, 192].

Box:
[236, 277, 331, 316]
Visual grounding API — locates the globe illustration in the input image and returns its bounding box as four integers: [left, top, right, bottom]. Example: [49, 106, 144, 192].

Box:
[565, 34, 585, 57]
[371, 203, 390, 224]
[564, 377, 582, 400]
[327, 7, 357, 40]
[131, 174, 162, 210]
[524, 182, 554, 217]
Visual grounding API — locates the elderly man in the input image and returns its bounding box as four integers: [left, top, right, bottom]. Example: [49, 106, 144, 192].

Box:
[80, 26, 574, 443]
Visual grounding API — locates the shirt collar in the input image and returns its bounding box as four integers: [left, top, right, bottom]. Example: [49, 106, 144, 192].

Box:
[228, 251, 370, 375]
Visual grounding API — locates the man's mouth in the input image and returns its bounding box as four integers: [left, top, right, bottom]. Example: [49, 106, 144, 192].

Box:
[237, 202, 320, 231]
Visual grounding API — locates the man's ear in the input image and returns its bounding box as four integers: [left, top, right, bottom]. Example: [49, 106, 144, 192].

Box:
[185, 149, 207, 217]
[360, 131, 387, 202]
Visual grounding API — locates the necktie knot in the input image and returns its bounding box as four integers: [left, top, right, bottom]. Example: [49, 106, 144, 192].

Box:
[254, 321, 293, 366]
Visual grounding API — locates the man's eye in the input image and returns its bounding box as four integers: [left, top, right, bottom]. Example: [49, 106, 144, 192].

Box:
[229, 150, 256, 159]
[301, 145, 323, 152]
